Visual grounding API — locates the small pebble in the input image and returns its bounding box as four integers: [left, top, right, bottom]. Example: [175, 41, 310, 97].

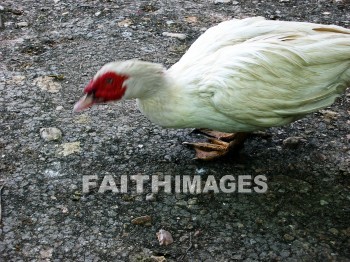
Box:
[282, 136, 306, 148]
[162, 32, 187, 40]
[156, 229, 174, 246]
[214, 0, 231, 3]
[329, 228, 339, 235]
[236, 222, 244, 228]
[283, 233, 295, 241]
[40, 127, 62, 141]
[131, 215, 152, 226]
[232, 254, 242, 260]
[145, 193, 156, 201]
[166, 20, 175, 26]
[320, 199, 329, 206]
[40, 248, 53, 259]
[164, 154, 172, 161]
[72, 191, 82, 201]
[195, 168, 206, 175]
[17, 22, 29, 27]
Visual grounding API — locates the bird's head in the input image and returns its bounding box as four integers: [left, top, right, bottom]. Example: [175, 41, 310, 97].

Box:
[73, 60, 165, 112]
[73, 62, 130, 112]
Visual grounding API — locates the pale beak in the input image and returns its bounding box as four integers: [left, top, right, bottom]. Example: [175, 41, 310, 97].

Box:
[73, 93, 94, 112]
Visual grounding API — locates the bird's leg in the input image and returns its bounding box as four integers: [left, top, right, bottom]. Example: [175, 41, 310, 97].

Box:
[184, 132, 248, 160]
[191, 128, 237, 141]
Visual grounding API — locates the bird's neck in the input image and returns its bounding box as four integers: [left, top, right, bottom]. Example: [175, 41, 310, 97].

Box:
[122, 61, 169, 100]
[120, 61, 193, 128]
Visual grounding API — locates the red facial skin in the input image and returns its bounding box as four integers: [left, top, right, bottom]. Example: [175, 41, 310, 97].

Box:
[84, 72, 129, 102]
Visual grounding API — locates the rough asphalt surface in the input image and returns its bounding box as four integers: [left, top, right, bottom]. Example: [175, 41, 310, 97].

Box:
[1, 0, 350, 261]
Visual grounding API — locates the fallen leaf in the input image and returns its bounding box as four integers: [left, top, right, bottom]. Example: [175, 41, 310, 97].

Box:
[184, 16, 198, 24]
[320, 110, 339, 122]
[48, 74, 65, 80]
[74, 114, 90, 124]
[33, 76, 62, 93]
[58, 142, 81, 156]
[6, 75, 26, 85]
[118, 18, 133, 27]
[150, 255, 166, 262]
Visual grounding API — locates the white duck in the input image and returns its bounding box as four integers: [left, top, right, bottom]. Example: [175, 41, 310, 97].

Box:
[74, 17, 350, 160]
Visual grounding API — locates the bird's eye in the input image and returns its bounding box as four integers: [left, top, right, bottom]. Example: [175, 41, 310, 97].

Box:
[105, 78, 114, 84]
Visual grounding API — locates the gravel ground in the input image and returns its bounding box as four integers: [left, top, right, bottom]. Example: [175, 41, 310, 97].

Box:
[1, 0, 350, 261]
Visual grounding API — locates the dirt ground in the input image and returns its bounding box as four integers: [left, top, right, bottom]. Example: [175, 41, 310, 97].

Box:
[1, 0, 350, 261]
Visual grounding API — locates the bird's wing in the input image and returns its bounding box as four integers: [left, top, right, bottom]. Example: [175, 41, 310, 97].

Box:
[195, 30, 350, 130]
[170, 17, 350, 74]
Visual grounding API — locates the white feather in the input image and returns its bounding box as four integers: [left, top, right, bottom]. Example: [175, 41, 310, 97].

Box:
[106, 17, 350, 132]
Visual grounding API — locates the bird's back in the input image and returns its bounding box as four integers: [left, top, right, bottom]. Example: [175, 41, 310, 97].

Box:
[170, 17, 350, 73]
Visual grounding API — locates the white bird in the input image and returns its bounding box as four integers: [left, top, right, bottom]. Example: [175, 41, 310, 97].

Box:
[74, 17, 350, 160]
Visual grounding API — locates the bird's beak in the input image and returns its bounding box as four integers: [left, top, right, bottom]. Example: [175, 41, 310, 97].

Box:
[73, 93, 94, 112]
